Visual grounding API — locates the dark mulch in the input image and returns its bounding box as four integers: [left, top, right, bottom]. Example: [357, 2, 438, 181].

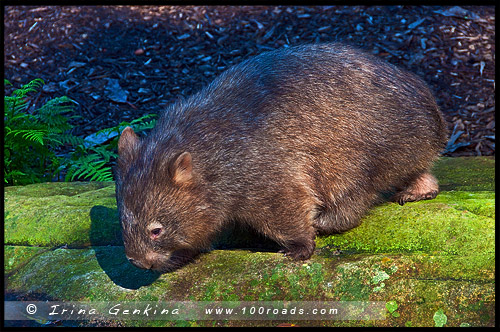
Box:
[4, 5, 495, 156]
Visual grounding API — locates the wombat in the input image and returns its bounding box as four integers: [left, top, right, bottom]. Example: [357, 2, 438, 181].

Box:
[115, 43, 448, 272]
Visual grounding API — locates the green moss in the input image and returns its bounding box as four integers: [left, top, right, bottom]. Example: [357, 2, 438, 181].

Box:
[4, 184, 120, 247]
[4, 181, 115, 197]
[332, 262, 373, 301]
[432, 157, 495, 192]
[439, 191, 495, 218]
[329, 255, 495, 327]
[4, 245, 50, 274]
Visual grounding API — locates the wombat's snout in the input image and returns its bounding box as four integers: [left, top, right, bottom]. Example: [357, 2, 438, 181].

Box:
[126, 252, 169, 271]
[126, 256, 150, 270]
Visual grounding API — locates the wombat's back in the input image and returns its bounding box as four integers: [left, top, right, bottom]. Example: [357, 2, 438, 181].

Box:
[152, 43, 447, 209]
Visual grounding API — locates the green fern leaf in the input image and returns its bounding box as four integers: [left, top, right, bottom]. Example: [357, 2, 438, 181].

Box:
[9, 129, 47, 145]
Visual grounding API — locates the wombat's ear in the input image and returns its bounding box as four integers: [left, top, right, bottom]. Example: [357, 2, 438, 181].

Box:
[118, 126, 139, 161]
[171, 152, 193, 184]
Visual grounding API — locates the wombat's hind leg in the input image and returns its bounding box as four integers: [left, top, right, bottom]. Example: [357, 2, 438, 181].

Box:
[313, 206, 364, 235]
[313, 190, 378, 235]
[392, 172, 439, 206]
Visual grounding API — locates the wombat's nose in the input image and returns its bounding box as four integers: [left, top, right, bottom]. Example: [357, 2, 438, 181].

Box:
[127, 256, 152, 270]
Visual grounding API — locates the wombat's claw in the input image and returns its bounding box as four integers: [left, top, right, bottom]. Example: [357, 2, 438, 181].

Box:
[280, 250, 300, 259]
[278, 249, 296, 258]
[280, 242, 315, 261]
[395, 190, 439, 206]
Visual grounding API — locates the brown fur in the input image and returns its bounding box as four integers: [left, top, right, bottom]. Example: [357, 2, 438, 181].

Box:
[115, 43, 448, 272]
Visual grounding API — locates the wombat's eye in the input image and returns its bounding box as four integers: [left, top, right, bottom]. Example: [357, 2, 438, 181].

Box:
[150, 227, 162, 239]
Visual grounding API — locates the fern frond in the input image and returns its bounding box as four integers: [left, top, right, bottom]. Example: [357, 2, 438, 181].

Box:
[130, 113, 157, 125]
[9, 129, 48, 146]
[90, 145, 118, 158]
[64, 152, 114, 182]
[89, 167, 113, 181]
[129, 114, 157, 132]
[12, 78, 44, 99]
[58, 134, 85, 146]
[22, 130, 47, 145]
[93, 126, 121, 138]
[21, 78, 44, 90]
[65, 154, 100, 181]
[5, 95, 29, 114]
[132, 120, 157, 133]
[37, 96, 77, 120]
[7, 112, 34, 123]
[5, 79, 45, 121]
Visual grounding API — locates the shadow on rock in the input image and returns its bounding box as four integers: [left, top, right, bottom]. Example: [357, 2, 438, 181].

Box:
[212, 222, 282, 253]
[89, 205, 160, 290]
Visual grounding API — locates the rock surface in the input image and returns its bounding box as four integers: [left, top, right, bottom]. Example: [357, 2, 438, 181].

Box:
[4, 157, 495, 327]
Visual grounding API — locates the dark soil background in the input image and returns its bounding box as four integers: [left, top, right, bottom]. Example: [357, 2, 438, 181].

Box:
[4, 5, 495, 156]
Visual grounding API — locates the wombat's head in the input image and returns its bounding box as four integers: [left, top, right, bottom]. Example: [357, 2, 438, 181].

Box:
[115, 127, 215, 273]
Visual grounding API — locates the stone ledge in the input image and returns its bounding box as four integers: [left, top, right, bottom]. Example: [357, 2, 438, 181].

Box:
[4, 157, 495, 327]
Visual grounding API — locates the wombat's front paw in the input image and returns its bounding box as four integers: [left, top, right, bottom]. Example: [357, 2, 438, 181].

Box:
[282, 240, 316, 260]
[393, 173, 440, 206]
[393, 190, 439, 206]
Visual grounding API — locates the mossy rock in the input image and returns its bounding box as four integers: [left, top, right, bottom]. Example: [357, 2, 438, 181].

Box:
[4, 182, 119, 247]
[4, 157, 495, 327]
